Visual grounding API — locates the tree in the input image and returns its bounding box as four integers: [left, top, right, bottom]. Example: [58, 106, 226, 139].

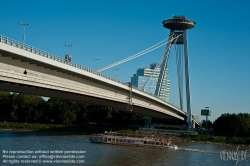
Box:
[14, 93, 45, 123]
[86, 105, 112, 125]
[213, 113, 250, 137]
[201, 119, 213, 129]
[0, 90, 151, 127]
[0, 91, 11, 118]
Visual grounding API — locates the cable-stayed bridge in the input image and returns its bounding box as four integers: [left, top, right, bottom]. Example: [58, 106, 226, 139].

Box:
[0, 16, 200, 128]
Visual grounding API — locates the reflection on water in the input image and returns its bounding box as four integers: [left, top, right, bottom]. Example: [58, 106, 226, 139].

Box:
[0, 132, 249, 166]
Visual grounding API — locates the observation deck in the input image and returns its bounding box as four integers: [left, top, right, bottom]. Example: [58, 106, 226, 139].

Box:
[163, 16, 196, 30]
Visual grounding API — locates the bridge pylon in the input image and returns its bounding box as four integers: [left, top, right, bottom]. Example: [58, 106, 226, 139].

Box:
[155, 16, 196, 129]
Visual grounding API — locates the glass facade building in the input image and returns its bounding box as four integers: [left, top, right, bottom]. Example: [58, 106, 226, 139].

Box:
[192, 114, 199, 123]
[131, 63, 170, 102]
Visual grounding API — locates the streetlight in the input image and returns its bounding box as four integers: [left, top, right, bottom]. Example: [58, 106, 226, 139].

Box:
[128, 76, 133, 112]
[65, 44, 73, 54]
[201, 107, 211, 130]
[65, 44, 73, 62]
[205, 107, 209, 129]
[114, 69, 119, 81]
[20, 23, 30, 44]
[93, 58, 100, 70]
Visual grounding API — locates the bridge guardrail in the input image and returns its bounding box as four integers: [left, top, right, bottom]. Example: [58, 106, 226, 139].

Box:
[0, 34, 183, 113]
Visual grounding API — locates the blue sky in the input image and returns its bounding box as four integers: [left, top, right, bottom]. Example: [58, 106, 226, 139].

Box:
[1, 0, 249, 122]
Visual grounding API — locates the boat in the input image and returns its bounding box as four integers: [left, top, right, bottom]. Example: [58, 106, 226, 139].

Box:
[90, 131, 178, 150]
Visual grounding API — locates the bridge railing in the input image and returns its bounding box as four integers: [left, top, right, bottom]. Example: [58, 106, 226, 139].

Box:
[0, 34, 183, 112]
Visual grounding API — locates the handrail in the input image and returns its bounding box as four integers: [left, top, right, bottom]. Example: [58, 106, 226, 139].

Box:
[0, 34, 183, 112]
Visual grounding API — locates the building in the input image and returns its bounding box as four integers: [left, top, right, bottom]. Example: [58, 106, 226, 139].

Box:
[192, 114, 199, 123]
[131, 63, 170, 102]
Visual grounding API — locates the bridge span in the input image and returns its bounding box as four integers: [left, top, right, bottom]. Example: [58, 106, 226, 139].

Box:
[0, 35, 189, 123]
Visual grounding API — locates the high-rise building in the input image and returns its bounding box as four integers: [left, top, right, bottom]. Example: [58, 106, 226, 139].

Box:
[131, 63, 170, 102]
[192, 114, 199, 123]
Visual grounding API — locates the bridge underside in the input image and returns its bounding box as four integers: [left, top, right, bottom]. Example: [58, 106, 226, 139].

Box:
[0, 81, 179, 120]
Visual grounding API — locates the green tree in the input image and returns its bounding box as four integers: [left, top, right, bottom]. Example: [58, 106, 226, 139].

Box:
[213, 113, 250, 137]
[0, 91, 11, 118]
[201, 120, 213, 129]
[74, 102, 89, 123]
[86, 105, 112, 124]
[45, 98, 77, 125]
[14, 94, 45, 123]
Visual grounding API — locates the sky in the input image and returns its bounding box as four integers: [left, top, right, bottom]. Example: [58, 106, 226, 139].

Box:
[0, 0, 249, 122]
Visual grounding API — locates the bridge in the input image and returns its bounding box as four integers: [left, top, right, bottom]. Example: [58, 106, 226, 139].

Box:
[0, 34, 201, 127]
[0, 34, 196, 124]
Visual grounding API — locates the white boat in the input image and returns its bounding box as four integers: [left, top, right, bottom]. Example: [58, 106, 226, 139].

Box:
[90, 131, 178, 150]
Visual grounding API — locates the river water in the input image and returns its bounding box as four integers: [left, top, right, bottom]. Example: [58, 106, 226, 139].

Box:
[0, 131, 249, 166]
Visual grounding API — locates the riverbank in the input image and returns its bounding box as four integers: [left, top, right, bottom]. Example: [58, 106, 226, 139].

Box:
[0, 122, 128, 134]
[171, 134, 250, 147]
[132, 131, 250, 147]
[1, 122, 250, 147]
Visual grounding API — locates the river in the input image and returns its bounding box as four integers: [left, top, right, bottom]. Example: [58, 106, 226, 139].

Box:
[0, 131, 249, 166]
